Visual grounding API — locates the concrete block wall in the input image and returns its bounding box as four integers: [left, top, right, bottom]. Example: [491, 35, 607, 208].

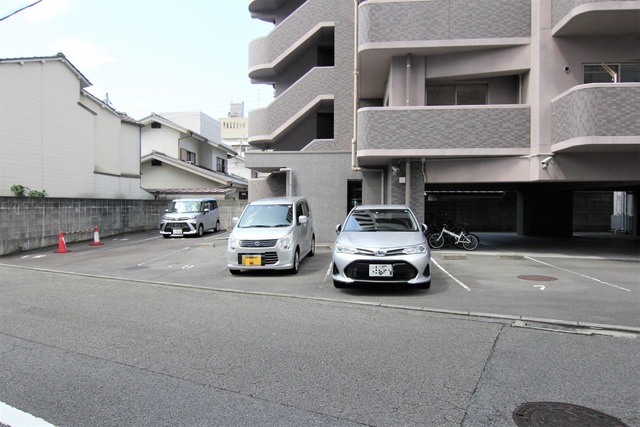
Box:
[0, 197, 247, 256]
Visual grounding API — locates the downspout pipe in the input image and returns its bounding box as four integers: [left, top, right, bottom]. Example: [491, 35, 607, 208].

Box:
[351, 0, 385, 203]
[280, 168, 292, 197]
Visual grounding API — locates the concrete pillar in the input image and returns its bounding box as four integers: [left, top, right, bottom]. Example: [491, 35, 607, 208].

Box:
[517, 188, 573, 236]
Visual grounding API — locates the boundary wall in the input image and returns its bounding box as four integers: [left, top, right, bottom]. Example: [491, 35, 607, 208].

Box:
[0, 197, 247, 256]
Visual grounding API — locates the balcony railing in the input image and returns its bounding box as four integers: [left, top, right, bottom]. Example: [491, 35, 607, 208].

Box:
[357, 105, 530, 158]
[551, 83, 640, 150]
[248, 67, 335, 145]
[552, 0, 640, 36]
[249, 0, 335, 79]
[358, 0, 530, 46]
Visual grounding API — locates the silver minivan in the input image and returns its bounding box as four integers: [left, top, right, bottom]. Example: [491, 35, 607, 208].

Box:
[227, 197, 315, 274]
[160, 198, 220, 238]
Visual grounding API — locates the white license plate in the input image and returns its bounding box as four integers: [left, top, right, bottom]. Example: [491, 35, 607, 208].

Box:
[369, 264, 393, 277]
[172, 228, 183, 235]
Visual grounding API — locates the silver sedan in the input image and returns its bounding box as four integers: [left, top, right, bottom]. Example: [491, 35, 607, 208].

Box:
[332, 205, 431, 289]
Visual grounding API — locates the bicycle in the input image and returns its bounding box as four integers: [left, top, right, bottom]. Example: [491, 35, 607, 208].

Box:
[427, 224, 479, 251]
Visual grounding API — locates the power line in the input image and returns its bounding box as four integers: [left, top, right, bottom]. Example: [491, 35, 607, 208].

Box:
[0, 0, 44, 22]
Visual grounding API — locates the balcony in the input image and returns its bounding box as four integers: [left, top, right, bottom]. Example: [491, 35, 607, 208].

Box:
[248, 67, 335, 149]
[356, 105, 530, 166]
[358, 0, 530, 100]
[249, 0, 335, 83]
[249, 0, 305, 24]
[552, 0, 640, 36]
[551, 83, 640, 152]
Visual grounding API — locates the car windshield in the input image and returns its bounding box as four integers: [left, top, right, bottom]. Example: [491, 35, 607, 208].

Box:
[168, 201, 201, 213]
[343, 208, 418, 232]
[238, 204, 293, 228]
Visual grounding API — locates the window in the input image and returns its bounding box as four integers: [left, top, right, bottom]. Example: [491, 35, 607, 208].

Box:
[216, 157, 226, 173]
[426, 84, 488, 106]
[151, 122, 161, 129]
[347, 180, 362, 214]
[180, 148, 196, 164]
[584, 63, 640, 83]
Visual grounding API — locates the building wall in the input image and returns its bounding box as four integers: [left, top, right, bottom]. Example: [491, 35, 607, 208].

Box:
[0, 58, 149, 199]
[161, 112, 222, 143]
[0, 197, 247, 256]
[247, 152, 383, 243]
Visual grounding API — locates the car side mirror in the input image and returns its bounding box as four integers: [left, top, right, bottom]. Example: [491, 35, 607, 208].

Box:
[422, 223, 428, 233]
[204, 208, 210, 213]
[298, 215, 308, 225]
[335, 224, 342, 234]
[232, 217, 239, 226]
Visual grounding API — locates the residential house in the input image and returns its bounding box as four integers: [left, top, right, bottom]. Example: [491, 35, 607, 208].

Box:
[0, 54, 151, 199]
[245, 0, 640, 242]
[139, 113, 248, 200]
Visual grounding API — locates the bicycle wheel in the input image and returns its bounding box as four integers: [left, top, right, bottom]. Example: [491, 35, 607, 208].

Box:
[461, 234, 479, 251]
[428, 233, 445, 249]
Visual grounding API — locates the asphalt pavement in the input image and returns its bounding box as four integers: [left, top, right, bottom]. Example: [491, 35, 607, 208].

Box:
[0, 230, 638, 426]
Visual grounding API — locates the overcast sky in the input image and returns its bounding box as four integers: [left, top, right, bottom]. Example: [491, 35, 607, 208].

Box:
[0, 0, 273, 119]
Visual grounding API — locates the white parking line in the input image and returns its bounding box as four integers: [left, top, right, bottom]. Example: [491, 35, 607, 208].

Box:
[137, 247, 191, 267]
[0, 401, 56, 427]
[524, 255, 631, 292]
[431, 257, 471, 292]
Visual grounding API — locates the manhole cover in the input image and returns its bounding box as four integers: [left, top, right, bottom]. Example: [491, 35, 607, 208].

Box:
[518, 275, 558, 282]
[513, 402, 629, 427]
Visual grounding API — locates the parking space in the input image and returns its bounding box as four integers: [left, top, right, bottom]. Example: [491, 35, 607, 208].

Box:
[1, 229, 638, 329]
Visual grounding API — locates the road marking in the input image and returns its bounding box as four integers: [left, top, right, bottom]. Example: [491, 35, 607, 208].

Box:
[523, 255, 631, 292]
[533, 285, 546, 291]
[323, 262, 333, 283]
[0, 401, 56, 427]
[431, 257, 471, 291]
[136, 247, 190, 267]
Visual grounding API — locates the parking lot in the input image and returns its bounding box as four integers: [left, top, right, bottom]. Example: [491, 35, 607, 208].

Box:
[2, 228, 639, 331]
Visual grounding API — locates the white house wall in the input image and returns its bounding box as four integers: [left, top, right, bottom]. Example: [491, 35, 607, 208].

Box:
[141, 126, 181, 158]
[142, 162, 220, 189]
[1, 60, 93, 197]
[119, 122, 142, 176]
[1, 57, 151, 199]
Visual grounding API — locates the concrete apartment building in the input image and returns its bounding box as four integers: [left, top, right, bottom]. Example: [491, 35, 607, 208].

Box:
[246, 0, 639, 243]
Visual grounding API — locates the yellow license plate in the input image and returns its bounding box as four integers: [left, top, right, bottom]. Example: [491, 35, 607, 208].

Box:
[242, 255, 262, 266]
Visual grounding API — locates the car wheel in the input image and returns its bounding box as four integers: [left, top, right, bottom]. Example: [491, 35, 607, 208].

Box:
[214, 220, 219, 232]
[197, 224, 204, 237]
[290, 249, 300, 274]
[308, 235, 316, 257]
[428, 233, 445, 249]
[462, 234, 479, 251]
[333, 280, 347, 289]
[162, 234, 171, 239]
[229, 269, 240, 275]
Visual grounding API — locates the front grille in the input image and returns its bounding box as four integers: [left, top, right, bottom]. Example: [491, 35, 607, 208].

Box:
[239, 239, 278, 248]
[237, 252, 279, 265]
[344, 261, 417, 281]
[163, 222, 189, 231]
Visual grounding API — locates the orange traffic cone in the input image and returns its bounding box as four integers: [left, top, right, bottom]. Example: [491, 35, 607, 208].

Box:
[55, 231, 68, 253]
[90, 226, 104, 246]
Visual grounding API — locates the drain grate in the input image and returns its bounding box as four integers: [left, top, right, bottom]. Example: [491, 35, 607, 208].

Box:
[513, 402, 629, 427]
[518, 274, 557, 282]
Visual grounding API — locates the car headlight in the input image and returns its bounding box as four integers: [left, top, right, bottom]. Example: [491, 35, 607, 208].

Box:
[228, 235, 238, 251]
[402, 244, 427, 254]
[334, 244, 359, 254]
[278, 231, 293, 251]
